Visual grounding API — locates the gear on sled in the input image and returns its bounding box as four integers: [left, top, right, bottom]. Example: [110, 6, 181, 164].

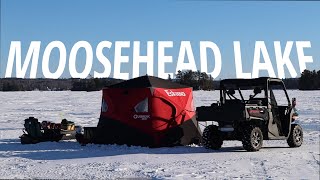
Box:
[20, 117, 78, 144]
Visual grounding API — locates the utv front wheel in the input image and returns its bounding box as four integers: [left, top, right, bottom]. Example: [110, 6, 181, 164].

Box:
[287, 124, 303, 147]
[202, 125, 223, 150]
[242, 126, 263, 152]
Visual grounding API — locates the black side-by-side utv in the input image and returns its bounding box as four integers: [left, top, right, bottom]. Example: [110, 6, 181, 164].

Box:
[196, 77, 303, 151]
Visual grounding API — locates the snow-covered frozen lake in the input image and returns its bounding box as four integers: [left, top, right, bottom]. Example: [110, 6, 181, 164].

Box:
[0, 90, 319, 179]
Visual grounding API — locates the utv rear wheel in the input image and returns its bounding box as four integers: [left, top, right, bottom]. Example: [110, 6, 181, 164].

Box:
[287, 124, 303, 147]
[202, 125, 223, 150]
[242, 126, 263, 152]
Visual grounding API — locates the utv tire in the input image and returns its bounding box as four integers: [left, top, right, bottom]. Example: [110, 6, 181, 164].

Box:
[287, 124, 303, 147]
[202, 125, 223, 150]
[242, 126, 263, 152]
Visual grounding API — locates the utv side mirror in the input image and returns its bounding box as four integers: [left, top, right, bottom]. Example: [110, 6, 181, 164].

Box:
[292, 98, 296, 108]
[227, 89, 235, 95]
[253, 87, 262, 94]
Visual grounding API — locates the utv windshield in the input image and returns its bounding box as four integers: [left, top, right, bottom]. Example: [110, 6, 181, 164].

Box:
[221, 83, 267, 105]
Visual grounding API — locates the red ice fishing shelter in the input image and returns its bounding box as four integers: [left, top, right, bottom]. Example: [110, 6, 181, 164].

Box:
[88, 75, 202, 147]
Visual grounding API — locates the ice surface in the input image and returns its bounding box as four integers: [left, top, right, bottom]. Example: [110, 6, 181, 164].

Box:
[0, 90, 319, 179]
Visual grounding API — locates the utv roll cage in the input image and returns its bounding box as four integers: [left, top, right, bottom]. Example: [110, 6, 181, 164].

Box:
[219, 77, 291, 107]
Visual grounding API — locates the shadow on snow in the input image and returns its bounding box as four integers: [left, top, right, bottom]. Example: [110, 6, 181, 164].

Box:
[0, 138, 250, 160]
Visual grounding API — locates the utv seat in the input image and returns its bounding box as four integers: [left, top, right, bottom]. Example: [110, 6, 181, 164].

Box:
[223, 100, 245, 122]
[247, 98, 267, 106]
[247, 100, 262, 106]
[225, 99, 242, 105]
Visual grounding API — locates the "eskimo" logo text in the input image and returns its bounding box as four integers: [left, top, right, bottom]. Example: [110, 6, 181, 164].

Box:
[164, 90, 186, 97]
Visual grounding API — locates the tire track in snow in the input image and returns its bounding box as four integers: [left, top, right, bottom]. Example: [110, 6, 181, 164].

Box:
[250, 158, 271, 179]
[309, 152, 320, 166]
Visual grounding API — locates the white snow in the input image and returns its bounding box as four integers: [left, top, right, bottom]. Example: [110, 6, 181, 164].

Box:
[0, 90, 319, 179]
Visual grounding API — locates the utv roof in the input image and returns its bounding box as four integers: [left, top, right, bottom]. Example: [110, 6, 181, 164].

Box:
[107, 75, 190, 89]
[220, 77, 282, 87]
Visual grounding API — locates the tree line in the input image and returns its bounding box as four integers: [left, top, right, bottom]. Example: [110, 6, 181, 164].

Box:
[0, 69, 319, 91]
[71, 78, 123, 91]
[299, 69, 320, 90]
[0, 78, 123, 91]
[172, 70, 306, 90]
[0, 78, 73, 91]
[173, 70, 215, 90]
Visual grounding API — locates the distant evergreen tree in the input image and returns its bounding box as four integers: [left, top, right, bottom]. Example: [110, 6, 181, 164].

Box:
[2, 81, 21, 91]
[175, 70, 182, 83]
[282, 78, 299, 89]
[174, 70, 214, 90]
[299, 69, 320, 90]
[316, 70, 320, 89]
